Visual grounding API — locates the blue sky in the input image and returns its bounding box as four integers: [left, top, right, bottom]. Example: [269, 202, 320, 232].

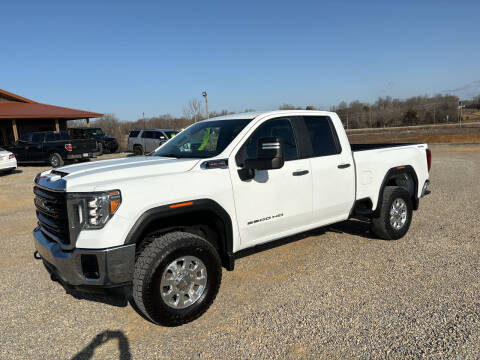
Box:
[1, 0, 479, 121]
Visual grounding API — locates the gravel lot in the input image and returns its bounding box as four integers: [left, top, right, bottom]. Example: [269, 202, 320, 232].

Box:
[0, 145, 479, 359]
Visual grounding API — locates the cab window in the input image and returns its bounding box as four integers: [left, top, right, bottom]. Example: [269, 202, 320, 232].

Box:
[141, 131, 154, 139]
[31, 133, 45, 143]
[303, 116, 341, 157]
[236, 118, 298, 166]
[19, 133, 32, 142]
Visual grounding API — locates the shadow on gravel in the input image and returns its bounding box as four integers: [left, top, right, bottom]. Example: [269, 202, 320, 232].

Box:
[0, 169, 22, 176]
[71, 330, 131, 360]
[66, 287, 129, 307]
[234, 218, 382, 260]
[328, 219, 379, 240]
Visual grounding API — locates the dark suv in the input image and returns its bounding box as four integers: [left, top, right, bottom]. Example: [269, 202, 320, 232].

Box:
[12, 131, 97, 167]
[68, 127, 118, 154]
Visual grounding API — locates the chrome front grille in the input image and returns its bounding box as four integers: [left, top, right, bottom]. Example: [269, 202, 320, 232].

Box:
[34, 186, 70, 246]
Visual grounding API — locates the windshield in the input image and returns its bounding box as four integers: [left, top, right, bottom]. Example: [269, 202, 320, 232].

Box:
[88, 129, 105, 136]
[153, 119, 252, 159]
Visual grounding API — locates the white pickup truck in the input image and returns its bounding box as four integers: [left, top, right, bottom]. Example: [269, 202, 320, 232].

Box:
[33, 110, 431, 325]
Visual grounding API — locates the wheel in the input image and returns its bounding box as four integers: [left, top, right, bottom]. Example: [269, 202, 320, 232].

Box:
[133, 145, 143, 156]
[371, 186, 413, 240]
[48, 153, 64, 168]
[133, 231, 222, 326]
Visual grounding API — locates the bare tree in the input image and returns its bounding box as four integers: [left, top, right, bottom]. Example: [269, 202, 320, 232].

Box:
[183, 99, 203, 122]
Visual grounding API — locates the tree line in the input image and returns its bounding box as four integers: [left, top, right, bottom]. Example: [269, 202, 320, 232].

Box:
[281, 94, 468, 129]
[81, 93, 478, 142]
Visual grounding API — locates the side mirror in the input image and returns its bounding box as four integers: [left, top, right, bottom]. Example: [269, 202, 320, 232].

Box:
[245, 137, 284, 170]
[238, 137, 284, 181]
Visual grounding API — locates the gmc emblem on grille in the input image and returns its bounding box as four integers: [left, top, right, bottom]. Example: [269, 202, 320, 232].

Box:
[35, 197, 51, 213]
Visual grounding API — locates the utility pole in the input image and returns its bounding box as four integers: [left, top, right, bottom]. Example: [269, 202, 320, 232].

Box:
[458, 101, 464, 128]
[202, 91, 209, 119]
[143, 112, 145, 130]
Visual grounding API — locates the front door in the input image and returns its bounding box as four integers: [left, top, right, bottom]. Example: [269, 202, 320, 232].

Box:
[230, 117, 313, 248]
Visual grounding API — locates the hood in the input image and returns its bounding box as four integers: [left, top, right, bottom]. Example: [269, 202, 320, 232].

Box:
[101, 135, 116, 141]
[53, 156, 200, 191]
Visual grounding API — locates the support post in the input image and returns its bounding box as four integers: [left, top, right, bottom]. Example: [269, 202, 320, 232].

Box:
[12, 119, 19, 141]
[86, 118, 90, 128]
[55, 118, 60, 132]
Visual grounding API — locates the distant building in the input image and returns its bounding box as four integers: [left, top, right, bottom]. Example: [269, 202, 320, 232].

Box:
[0, 89, 103, 147]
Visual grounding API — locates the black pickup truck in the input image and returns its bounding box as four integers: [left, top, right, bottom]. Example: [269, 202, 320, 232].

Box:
[12, 131, 97, 167]
[68, 127, 118, 154]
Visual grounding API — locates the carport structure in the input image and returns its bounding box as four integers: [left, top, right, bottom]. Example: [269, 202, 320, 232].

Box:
[0, 89, 103, 147]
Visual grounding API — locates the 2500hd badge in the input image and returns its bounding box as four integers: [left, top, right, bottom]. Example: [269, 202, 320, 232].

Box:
[247, 213, 284, 226]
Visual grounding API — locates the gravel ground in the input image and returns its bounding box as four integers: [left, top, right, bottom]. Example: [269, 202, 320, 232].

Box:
[0, 145, 479, 359]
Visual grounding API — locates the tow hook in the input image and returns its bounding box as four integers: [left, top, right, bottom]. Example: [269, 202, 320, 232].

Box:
[33, 251, 41, 260]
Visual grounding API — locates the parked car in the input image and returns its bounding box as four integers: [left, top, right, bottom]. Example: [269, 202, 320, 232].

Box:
[68, 127, 118, 154]
[127, 128, 178, 155]
[0, 147, 17, 173]
[33, 110, 431, 326]
[13, 131, 97, 167]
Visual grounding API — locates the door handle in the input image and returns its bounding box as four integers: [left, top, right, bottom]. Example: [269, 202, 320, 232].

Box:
[292, 170, 309, 176]
[338, 163, 351, 169]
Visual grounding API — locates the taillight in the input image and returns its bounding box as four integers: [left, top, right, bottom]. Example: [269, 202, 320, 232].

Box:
[65, 144, 72, 152]
[426, 148, 431, 173]
[8, 153, 15, 159]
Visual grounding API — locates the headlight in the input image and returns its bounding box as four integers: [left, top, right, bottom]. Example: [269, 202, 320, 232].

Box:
[67, 190, 121, 242]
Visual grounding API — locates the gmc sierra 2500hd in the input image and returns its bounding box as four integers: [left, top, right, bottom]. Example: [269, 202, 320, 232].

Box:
[33, 110, 431, 325]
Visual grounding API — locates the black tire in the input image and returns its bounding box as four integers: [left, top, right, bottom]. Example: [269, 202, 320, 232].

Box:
[48, 153, 64, 168]
[133, 145, 143, 156]
[133, 231, 222, 326]
[371, 186, 413, 240]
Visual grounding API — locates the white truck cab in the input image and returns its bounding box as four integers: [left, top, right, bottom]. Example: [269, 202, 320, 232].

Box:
[33, 110, 431, 325]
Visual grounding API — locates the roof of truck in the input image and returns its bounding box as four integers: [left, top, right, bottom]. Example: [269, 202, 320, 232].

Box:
[207, 110, 335, 121]
[131, 128, 178, 131]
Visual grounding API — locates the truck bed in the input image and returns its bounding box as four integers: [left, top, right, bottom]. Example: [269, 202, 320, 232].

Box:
[351, 142, 429, 211]
[351, 143, 420, 152]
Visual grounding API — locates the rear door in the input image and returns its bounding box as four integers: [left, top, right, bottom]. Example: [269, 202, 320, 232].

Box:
[141, 131, 155, 152]
[302, 116, 355, 224]
[230, 116, 313, 248]
[29, 133, 46, 161]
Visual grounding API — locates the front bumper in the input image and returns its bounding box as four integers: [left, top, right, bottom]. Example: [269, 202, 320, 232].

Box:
[34, 227, 135, 287]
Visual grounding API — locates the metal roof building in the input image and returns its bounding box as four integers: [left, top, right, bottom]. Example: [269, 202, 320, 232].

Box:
[0, 89, 103, 146]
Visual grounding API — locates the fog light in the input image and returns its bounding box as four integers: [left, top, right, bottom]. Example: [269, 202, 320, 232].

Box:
[81, 254, 99, 279]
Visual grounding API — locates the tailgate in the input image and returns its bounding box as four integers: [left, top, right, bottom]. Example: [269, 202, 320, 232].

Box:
[71, 139, 97, 154]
